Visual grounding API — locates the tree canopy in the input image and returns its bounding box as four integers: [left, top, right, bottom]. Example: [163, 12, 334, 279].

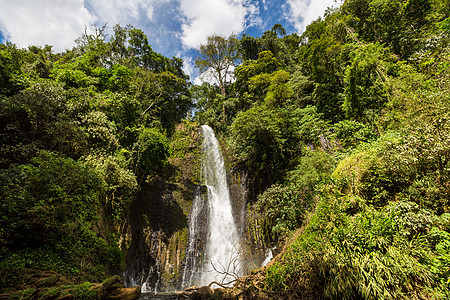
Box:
[1, 0, 450, 297]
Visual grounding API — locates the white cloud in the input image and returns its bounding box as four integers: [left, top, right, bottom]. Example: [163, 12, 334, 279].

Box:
[261, 0, 268, 10]
[181, 56, 195, 78]
[194, 64, 236, 87]
[285, 0, 337, 33]
[179, 0, 258, 49]
[246, 2, 263, 28]
[0, 0, 96, 52]
[86, 0, 160, 27]
[0, 0, 167, 52]
[196, 67, 216, 85]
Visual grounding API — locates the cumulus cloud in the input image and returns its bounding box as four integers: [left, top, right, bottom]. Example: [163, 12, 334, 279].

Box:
[0, 0, 335, 62]
[285, 0, 337, 33]
[196, 68, 217, 85]
[181, 56, 195, 78]
[86, 0, 160, 27]
[179, 0, 259, 49]
[0, 0, 96, 52]
[180, 56, 216, 85]
[0, 0, 167, 52]
[246, 2, 263, 28]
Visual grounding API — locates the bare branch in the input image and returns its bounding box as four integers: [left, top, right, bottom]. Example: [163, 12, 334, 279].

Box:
[207, 280, 236, 288]
[206, 246, 244, 287]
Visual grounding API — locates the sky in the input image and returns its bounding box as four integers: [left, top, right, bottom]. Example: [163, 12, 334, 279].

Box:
[0, 0, 338, 81]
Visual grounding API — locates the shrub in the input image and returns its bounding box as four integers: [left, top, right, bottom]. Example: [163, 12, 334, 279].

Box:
[333, 132, 412, 206]
[266, 196, 448, 299]
[229, 105, 287, 193]
[333, 119, 377, 148]
[83, 153, 137, 221]
[0, 151, 123, 285]
[130, 127, 170, 178]
[254, 150, 334, 239]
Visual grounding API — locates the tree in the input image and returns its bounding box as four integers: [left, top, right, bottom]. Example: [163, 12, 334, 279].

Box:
[130, 127, 170, 179]
[343, 43, 394, 121]
[0, 44, 27, 96]
[195, 35, 239, 125]
[195, 35, 239, 98]
[260, 24, 286, 58]
[234, 50, 280, 98]
[229, 105, 287, 195]
[239, 34, 261, 61]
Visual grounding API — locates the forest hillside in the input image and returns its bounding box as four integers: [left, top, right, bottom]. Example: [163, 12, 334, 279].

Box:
[211, 1, 449, 298]
[1, 0, 449, 299]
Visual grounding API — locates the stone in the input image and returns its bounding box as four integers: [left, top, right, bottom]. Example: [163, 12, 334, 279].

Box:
[212, 287, 228, 297]
[96, 275, 141, 300]
[101, 286, 141, 300]
[197, 285, 212, 296]
[189, 285, 213, 300]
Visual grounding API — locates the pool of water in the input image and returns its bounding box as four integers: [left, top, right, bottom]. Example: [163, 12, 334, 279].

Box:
[139, 292, 179, 299]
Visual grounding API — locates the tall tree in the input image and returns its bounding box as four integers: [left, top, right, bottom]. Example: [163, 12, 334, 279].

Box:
[195, 35, 239, 124]
[195, 34, 239, 97]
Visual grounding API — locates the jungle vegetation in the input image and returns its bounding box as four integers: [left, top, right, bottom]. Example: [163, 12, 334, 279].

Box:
[1, 0, 449, 298]
[196, 0, 450, 298]
[0, 24, 192, 295]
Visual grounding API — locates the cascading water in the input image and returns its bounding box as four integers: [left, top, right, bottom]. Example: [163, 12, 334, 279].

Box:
[261, 248, 274, 267]
[201, 125, 242, 285]
[183, 125, 242, 288]
[181, 187, 205, 287]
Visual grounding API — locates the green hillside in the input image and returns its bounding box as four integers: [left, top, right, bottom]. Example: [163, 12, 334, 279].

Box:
[1, 0, 449, 298]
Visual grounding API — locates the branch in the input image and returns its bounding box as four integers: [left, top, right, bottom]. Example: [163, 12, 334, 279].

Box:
[141, 91, 164, 117]
[206, 246, 243, 287]
[141, 102, 155, 117]
[207, 280, 236, 288]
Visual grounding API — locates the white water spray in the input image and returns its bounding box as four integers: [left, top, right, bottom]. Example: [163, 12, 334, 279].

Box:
[261, 248, 274, 267]
[181, 188, 204, 287]
[201, 125, 241, 286]
[183, 125, 242, 288]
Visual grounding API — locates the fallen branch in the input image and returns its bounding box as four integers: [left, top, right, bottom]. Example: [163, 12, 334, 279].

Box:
[207, 280, 236, 288]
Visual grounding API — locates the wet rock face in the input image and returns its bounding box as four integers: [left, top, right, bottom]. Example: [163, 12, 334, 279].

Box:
[227, 170, 249, 235]
[123, 178, 192, 291]
[121, 124, 254, 292]
[122, 124, 203, 292]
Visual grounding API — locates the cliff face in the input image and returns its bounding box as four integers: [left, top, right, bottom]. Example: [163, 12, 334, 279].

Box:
[228, 170, 249, 236]
[121, 122, 202, 291]
[122, 178, 192, 290]
[223, 143, 268, 276]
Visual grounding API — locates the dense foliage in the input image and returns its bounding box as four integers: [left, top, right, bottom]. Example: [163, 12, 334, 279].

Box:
[1, 0, 449, 297]
[193, 0, 449, 298]
[0, 25, 191, 292]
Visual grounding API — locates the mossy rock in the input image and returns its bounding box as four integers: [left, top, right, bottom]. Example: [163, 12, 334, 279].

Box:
[37, 275, 61, 287]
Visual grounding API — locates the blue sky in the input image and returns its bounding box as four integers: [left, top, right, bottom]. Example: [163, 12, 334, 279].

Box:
[0, 0, 338, 81]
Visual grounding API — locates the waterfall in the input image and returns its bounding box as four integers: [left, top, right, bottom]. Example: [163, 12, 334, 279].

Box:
[181, 187, 205, 287]
[261, 248, 274, 267]
[183, 125, 242, 288]
[201, 125, 242, 286]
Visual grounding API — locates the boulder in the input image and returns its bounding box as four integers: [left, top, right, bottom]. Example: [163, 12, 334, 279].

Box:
[97, 275, 141, 300]
[194, 285, 213, 299]
[101, 287, 141, 300]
